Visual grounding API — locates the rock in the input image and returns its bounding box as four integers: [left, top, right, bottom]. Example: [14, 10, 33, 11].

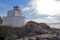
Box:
[0, 21, 53, 39]
[25, 21, 53, 35]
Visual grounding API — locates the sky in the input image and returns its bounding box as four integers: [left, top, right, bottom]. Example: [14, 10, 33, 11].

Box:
[0, 0, 60, 28]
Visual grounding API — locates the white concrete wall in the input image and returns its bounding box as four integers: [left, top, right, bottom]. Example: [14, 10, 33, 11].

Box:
[2, 16, 26, 27]
[7, 10, 23, 17]
[7, 10, 15, 17]
[2, 17, 13, 26]
[12, 16, 26, 27]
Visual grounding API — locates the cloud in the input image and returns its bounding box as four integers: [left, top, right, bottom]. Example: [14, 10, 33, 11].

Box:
[22, 7, 31, 12]
[29, 0, 60, 16]
[23, 0, 60, 24]
[55, 0, 60, 1]
[49, 23, 60, 28]
[32, 18, 60, 23]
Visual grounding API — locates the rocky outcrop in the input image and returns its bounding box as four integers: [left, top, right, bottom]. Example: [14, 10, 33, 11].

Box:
[25, 21, 53, 36]
[0, 21, 53, 40]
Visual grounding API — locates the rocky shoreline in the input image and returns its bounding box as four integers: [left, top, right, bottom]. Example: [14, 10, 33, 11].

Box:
[0, 21, 60, 40]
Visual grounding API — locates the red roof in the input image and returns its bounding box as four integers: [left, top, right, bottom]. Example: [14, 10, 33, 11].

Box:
[14, 5, 19, 8]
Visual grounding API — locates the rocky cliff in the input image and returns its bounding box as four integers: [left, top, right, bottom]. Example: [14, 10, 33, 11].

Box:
[0, 21, 53, 40]
[25, 21, 53, 36]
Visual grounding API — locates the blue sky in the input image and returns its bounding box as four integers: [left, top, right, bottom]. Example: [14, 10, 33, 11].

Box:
[0, 0, 60, 28]
[0, 0, 30, 16]
[0, 0, 47, 21]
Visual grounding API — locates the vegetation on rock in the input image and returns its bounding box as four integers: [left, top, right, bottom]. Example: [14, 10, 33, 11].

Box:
[0, 16, 2, 24]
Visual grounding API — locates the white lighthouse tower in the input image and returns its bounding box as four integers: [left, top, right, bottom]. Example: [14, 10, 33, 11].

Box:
[2, 5, 26, 27]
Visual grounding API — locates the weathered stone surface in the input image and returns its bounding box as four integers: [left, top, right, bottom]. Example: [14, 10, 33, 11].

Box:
[0, 21, 55, 40]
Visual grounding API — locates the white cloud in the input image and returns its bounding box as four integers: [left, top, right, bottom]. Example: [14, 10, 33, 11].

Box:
[26, 18, 60, 28]
[22, 7, 31, 11]
[49, 24, 60, 28]
[30, 0, 60, 16]
[24, 0, 60, 24]
[32, 18, 60, 23]
[55, 0, 60, 1]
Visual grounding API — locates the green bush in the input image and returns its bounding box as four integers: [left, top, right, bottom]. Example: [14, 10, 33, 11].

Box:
[0, 16, 2, 24]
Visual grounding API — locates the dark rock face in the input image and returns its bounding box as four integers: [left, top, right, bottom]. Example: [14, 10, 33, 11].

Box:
[25, 21, 53, 35]
[0, 37, 5, 40]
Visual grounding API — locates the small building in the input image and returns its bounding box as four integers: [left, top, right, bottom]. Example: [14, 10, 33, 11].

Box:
[2, 5, 26, 27]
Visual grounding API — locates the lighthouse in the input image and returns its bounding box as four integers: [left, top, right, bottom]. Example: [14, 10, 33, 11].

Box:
[2, 5, 26, 27]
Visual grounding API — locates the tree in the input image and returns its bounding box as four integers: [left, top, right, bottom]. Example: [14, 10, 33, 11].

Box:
[0, 16, 2, 24]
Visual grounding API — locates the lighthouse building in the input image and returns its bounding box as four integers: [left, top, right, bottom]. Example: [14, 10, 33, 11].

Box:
[2, 5, 26, 27]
